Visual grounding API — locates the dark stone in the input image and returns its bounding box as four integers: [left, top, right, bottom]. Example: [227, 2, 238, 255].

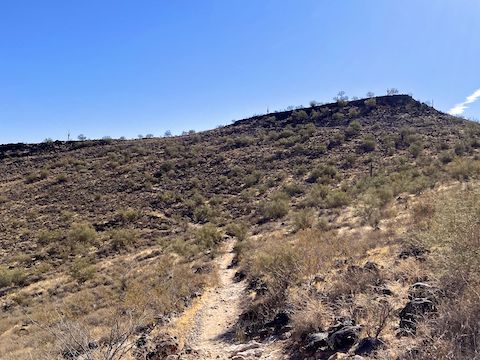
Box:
[234, 270, 246, 282]
[265, 312, 290, 333]
[399, 243, 427, 260]
[305, 331, 329, 352]
[408, 282, 436, 300]
[327, 325, 361, 351]
[399, 298, 436, 333]
[353, 337, 384, 355]
[363, 261, 379, 271]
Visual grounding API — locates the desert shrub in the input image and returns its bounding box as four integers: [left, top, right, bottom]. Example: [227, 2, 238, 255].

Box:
[109, 229, 137, 251]
[332, 112, 345, 122]
[259, 193, 290, 220]
[282, 182, 304, 197]
[447, 158, 480, 181]
[193, 204, 215, 223]
[244, 171, 262, 187]
[348, 107, 360, 117]
[292, 110, 308, 122]
[345, 120, 362, 138]
[232, 135, 255, 148]
[38, 230, 63, 245]
[225, 222, 248, 241]
[364, 98, 376, 107]
[69, 258, 95, 284]
[409, 142, 423, 158]
[325, 190, 350, 208]
[55, 173, 68, 183]
[359, 135, 376, 153]
[411, 189, 480, 359]
[293, 208, 315, 231]
[0, 266, 28, 288]
[454, 141, 467, 156]
[67, 223, 97, 247]
[439, 151, 453, 164]
[328, 132, 345, 149]
[117, 208, 142, 223]
[307, 164, 339, 184]
[25, 169, 48, 183]
[303, 184, 330, 208]
[194, 224, 222, 253]
[154, 161, 175, 177]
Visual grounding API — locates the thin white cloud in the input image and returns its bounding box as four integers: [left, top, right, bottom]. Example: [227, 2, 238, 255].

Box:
[449, 89, 480, 115]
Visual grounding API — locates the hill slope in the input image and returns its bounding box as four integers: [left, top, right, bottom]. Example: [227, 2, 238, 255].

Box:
[0, 95, 479, 359]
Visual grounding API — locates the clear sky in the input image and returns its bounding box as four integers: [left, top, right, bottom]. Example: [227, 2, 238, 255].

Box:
[1, 0, 479, 144]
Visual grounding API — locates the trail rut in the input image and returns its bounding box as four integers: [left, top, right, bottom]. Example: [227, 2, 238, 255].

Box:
[184, 239, 285, 360]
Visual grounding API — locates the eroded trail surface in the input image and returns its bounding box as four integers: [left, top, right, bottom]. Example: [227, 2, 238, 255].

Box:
[185, 239, 285, 360]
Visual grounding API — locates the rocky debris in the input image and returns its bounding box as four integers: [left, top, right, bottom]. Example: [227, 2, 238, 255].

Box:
[234, 270, 246, 282]
[398, 243, 428, 260]
[305, 318, 361, 354]
[398, 287, 437, 335]
[264, 312, 290, 334]
[408, 282, 437, 301]
[305, 332, 329, 352]
[327, 325, 362, 352]
[134, 333, 181, 359]
[229, 341, 263, 359]
[351, 337, 384, 355]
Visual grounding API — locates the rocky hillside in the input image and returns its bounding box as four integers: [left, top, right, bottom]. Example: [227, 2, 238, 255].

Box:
[0, 95, 479, 359]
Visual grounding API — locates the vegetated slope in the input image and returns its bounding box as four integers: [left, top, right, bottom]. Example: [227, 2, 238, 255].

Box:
[0, 95, 479, 359]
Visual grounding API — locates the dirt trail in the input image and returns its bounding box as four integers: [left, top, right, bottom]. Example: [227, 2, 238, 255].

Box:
[184, 239, 285, 360]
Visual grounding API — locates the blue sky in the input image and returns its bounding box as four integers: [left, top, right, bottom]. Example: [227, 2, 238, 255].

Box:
[1, 0, 479, 144]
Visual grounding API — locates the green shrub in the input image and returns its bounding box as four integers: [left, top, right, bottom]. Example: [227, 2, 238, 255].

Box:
[293, 209, 315, 231]
[67, 223, 97, 246]
[345, 120, 362, 138]
[69, 258, 95, 284]
[225, 223, 248, 241]
[109, 229, 137, 251]
[307, 164, 339, 184]
[260, 193, 290, 220]
[348, 107, 360, 117]
[409, 142, 423, 158]
[282, 182, 304, 197]
[332, 112, 345, 122]
[292, 110, 308, 122]
[0, 266, 28, 288]
[325, 190, 350, 208]
[364, 98, 376, 107]
[359, 135, 376, 153]
[117, 208, 142, 223]
[195, 224, 222, 252]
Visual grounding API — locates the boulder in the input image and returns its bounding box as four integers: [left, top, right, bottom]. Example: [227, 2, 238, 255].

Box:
[327, 326, 362, 352]
[398, 298, 436, 333]
[352, 337, 384, 355]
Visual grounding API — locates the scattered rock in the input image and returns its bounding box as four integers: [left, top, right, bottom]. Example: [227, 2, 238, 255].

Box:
[134, 333, 180, 359]
[234, 270, 246, 282]
[352, 337, 384, 355]
[398, 243, 427, 260]
[398, 298, 436, 334]
[327, 325, 362, 352]
[408, 282, 436, 300]
[305, 332, 329, 352]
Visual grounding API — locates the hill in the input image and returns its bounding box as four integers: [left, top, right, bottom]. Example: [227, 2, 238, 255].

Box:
[0, 95, 479, 359]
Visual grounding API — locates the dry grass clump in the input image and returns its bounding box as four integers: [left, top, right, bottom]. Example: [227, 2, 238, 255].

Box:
[404, 188, 480, 359]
